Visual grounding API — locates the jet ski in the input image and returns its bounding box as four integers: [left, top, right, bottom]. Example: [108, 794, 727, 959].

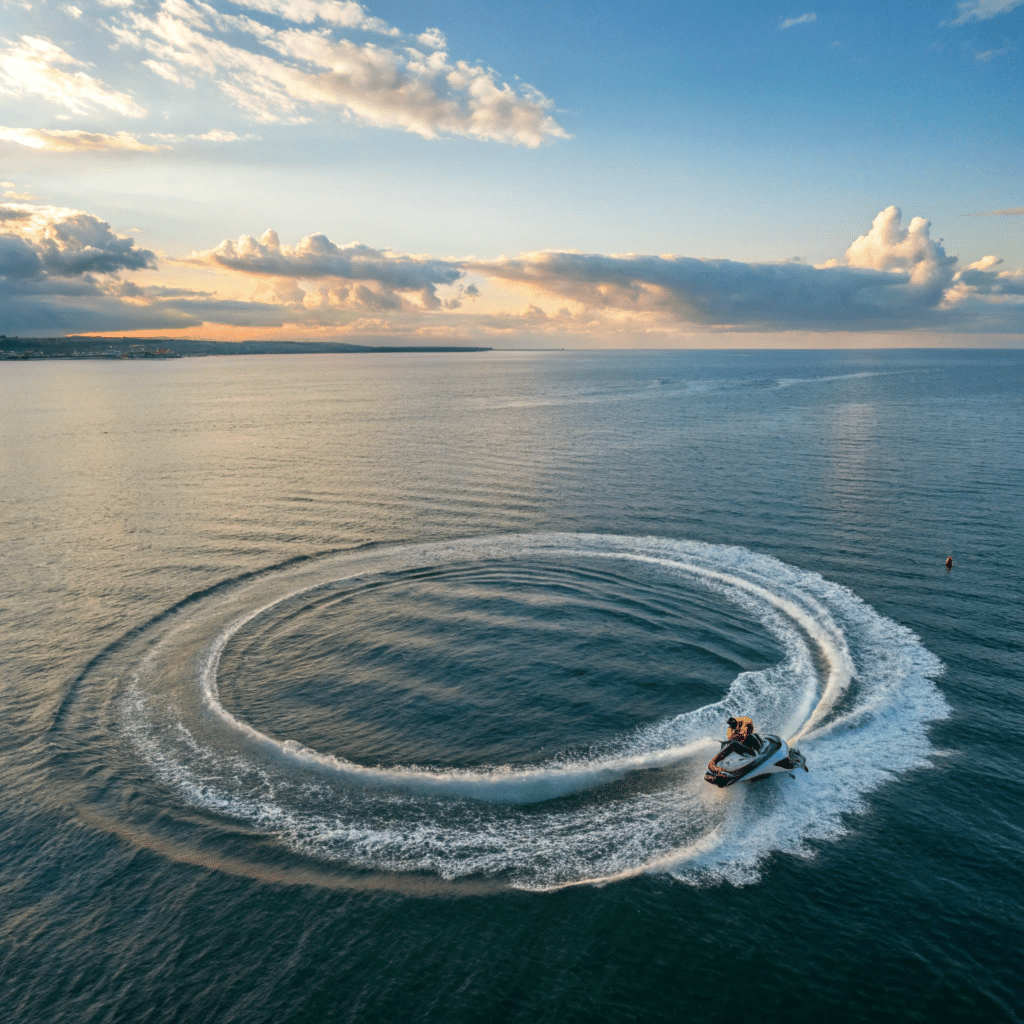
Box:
[704, 733, 807, 788]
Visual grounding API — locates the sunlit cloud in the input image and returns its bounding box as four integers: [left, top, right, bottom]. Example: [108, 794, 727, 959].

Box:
[417, 28, 447, 51]
[194, 228, 466, 311]
[5, 202, 1021, 339]
[2, 202, 157, 274]
[0, 36, 146, 117]
[225, 0, 401, 35]
[102, 0, 569, 145]
[468, 207, 1022, 333]
[947, 255, 1024, 299]
[149, 128, 258, 142]
[0, 201, 283, 333]
[0, 125, 163, 151]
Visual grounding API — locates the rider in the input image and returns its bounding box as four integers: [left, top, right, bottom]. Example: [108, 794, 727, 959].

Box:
[725, 716, 761, 756]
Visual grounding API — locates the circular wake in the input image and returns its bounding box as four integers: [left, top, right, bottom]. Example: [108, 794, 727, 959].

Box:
[108, 534, 946, 889]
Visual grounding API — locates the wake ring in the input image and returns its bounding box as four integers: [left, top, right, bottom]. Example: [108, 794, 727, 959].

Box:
[104, 533, 946, 889]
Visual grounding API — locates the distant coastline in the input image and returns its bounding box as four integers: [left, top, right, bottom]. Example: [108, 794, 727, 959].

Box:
[0, 337, 492, 360]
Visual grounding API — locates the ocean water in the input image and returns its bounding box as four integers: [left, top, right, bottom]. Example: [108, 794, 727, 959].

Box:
[1, 348, 1021, 1022]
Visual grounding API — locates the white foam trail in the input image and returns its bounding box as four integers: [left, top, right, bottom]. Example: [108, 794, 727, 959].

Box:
[774, 371, 888, 388]
[122, 533, 948, 889]
[195, 575, 717, 803]
[577, 548, 854, 741]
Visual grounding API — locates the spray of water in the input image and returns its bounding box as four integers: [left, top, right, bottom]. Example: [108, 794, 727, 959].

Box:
[121, 534, 947, 889]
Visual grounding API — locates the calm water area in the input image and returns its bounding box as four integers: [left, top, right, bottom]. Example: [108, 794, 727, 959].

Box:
[1, 348, 1021, 1022]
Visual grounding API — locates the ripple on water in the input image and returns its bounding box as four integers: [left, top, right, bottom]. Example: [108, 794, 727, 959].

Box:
[60, 534, 946, 890]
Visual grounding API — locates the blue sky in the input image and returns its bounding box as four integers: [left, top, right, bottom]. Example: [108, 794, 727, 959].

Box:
[1, 0, 1021, 344]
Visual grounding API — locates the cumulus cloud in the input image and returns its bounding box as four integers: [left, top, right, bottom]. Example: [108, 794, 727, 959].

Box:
[195, 228, 465, 311]
[946, 0, 1023, 24]
[822, 205, 956, 301]
[417, 28, 447, 51]
[0, 36, 146, 117]
[467, 207, 1022, 333]
[949, 255, 1024, 297]
[0, 125, 163, 151]
[224, 0, 400, 34]
[6, 203, 1021, 339]
[780, 13, 817, 29]
[0, 202, 287, 334]
[106, 0, 567, 144]
[2, 203, 157, 275]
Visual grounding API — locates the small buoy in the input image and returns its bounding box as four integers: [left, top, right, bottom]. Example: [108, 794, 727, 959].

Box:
[945, 555, 953, 570]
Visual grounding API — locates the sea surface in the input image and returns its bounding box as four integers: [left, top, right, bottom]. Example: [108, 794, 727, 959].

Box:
[1, 348, 1021, 1023]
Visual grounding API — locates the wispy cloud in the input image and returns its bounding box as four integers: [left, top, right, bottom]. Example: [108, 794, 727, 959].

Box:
[0, 125, 163, 151]
[975, 42, 1014, 60]
[150, 129, 259, 143]
[945, 0, 1024, 25]
[780, 13, 817, 29]
[963, 207, 1024, 216]
[103, 0, 568, 145]
[0, 36, 146, 117]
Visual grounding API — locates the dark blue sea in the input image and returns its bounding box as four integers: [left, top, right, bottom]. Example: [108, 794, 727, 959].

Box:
[1, 349, 1021, 1022]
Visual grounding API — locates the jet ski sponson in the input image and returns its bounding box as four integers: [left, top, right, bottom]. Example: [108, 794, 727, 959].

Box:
[704, 734, 808, 788]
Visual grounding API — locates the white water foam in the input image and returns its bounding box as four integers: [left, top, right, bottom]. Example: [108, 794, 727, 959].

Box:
[121, 533, 948, 889]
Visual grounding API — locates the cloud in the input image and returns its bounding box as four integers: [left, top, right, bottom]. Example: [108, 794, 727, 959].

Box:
[0, 201, 288, 333]
[0, 125, 163, 151]
[224, 0, 400, 34]
[780, 13, 817, 29]
[195, 128, 244, 141]
[195, 228, 465, 310]
[150, 128, 257, 142]
[5, 202, 1021, 339]
[108, 0, 568, 144]
[945, 0, 1023, 24]
[949, 255, 1024, 297]
[964, 207, 1024, 216]
[823, 205, 956, 294]
[0, 36, 146, 117]
[142, 58, 195, 86]
[975, 43, 1014, 59]
[417, 28, 446, 51]
[467, 207, 1021, 333]
[2, 203, 157, 275]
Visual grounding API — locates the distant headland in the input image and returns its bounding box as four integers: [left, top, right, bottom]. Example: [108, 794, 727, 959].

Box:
[0, 337, 492, 360]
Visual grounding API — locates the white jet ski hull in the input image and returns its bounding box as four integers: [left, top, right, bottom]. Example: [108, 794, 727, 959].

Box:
[704, 734, 807, 788]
